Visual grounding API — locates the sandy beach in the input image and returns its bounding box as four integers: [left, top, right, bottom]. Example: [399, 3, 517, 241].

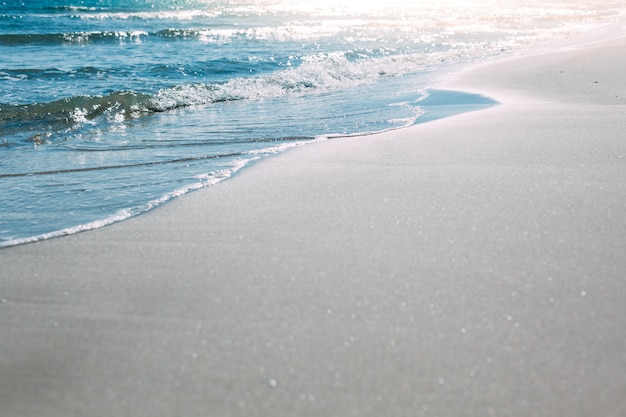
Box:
[2, 25, 626, 417]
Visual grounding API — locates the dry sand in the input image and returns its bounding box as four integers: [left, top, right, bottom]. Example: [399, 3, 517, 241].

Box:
[1, 27, 626, 417]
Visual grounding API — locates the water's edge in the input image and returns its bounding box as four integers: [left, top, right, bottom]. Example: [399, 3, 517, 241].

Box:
[0, 89, 497, 249]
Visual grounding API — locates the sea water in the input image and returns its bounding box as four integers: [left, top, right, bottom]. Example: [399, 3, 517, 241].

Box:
[1, 1, 624, 247]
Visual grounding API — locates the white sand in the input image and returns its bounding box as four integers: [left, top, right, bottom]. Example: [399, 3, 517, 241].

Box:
[1, 28, 626, 417]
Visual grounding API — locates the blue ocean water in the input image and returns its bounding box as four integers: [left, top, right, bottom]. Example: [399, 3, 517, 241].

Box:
[1, 1, 623, 247]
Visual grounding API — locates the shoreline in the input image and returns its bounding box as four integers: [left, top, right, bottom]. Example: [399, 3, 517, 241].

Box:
[0, 90, 496, 250]
[2, 26, 626, 417]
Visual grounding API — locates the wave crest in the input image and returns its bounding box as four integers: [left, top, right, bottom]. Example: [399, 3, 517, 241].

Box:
[1, 51, 434, 145]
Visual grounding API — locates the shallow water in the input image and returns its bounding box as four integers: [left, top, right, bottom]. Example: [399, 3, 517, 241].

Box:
[1, 1, 624, 247]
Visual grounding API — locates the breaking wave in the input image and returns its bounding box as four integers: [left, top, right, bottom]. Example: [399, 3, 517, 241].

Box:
[1, 51, 442, 145]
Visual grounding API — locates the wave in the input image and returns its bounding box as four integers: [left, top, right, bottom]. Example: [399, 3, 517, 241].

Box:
[1, 57, 277, 84]
[0, 66, 117, 81]
[67, 8, 221, 20]
[1, 7, 222, 21]
[0, 23, 346, 46]
[0, 31, 150, 46]
[1, 51, 436, 144]
[0, 151, 247, 178]
[0, 26, 309, 46]
[150, 51, 441, 109]
[0, 157, 255, 249]
[0, 91, 151, 132]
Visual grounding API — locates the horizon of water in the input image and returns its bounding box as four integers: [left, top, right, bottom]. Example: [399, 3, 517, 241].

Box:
[1, 1, 624, 247]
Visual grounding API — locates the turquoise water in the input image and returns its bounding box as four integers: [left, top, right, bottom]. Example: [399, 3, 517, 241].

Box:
[1, 1, 623, 247]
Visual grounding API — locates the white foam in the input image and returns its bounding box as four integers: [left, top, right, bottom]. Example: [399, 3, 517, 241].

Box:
[149, 52, 444, 111]
[0, 158, 256, 248]
[70, 10, 220, 21]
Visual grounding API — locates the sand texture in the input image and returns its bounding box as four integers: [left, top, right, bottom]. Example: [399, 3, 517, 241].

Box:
[1, 30, 626, 416]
